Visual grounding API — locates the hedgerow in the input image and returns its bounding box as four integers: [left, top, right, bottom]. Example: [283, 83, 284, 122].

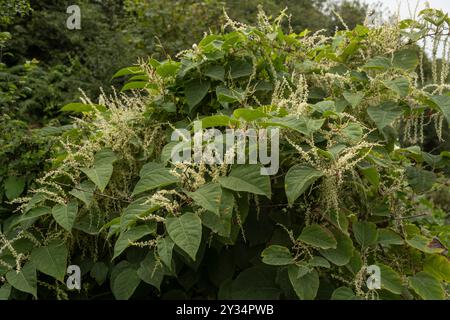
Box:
[0, 8, 449, 300]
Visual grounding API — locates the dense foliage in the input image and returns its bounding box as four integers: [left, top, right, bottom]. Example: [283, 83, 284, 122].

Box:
[0, 2, 449, 300]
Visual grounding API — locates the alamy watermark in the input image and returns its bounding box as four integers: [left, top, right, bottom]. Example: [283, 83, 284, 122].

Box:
[170, 121, 279, 175]
[66, 5, 81, 30]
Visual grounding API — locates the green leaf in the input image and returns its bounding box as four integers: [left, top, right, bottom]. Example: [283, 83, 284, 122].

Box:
[367, 102, 403, 131]
[216, 86, 245, 103]
[90, 262, 109, 286]
[378, 263, 403, 294]
[120, 197, 156, 231]
[121, 81, 155, 92]
[424, 255, 450, 282]
[430, 95, 450, 127]
[81, 149, 117, 192]
[4, 176, 25, 201]
[111, 265, 141, 300]
[363, 56, 391, 70]
[406, 166, 436, 193]
[331, 287, 356, 300]
[218, 165, 271, 198]
[343, 91, 364, 108]
[288, 266, 319, 300]
[112, 66, 143, 79]
[230, 266, 280, 299]
[261, 245, 295, 265]
[137, 251, 167, 290]
[406, 235, 444, 254]
[358, 165, 380, 187]
[265, 116, 324, 136]
[200, 115, 239, 128]
[157, 237, 175, 271]
[383, 77, 410, 97]
[201, 188, 234, 238]
[230, 60, 253, 79]
[185, 79, 210, 111]
[156, 61, 180, 77]
[285, 165, 323, 205]
[165, 212, 202, 260]
[113, 224, 155, 260]
[409, 272, 445, 300]
[308, 256, 331, 268]
[393, 49, 419, 70]
[30, 241, 68, 281]
[6, 262, 37, 298]
[69, 180, 96, 208]
[233, 108, 270, 121]
[0, 284, 11, 300]
[378, 229, 404, 246]
[342, 123, 363, 141]
[52, 200, 78, 231]
[205, 65, 225, 81]
[61, 102, 106, 113]
[132, 162, 178, 196]
[298, 224, 337, 249]
[319, 232, 354, 266]
[353, 221, 378, 248]
[185, 183, 222, 215]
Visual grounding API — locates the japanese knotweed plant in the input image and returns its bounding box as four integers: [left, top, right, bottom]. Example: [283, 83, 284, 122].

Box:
[0, 7, 449, 300]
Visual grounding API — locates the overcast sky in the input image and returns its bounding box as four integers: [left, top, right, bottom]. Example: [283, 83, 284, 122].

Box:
[362, 0, 450, 18]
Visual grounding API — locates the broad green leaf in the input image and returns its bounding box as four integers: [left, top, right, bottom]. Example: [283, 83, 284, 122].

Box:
[4, 176, 25, 201]
[185, 79, 210, 110]
[358, 165, 380, 187]
[288, 267, 319, 300]
[430, 95, 450, 127]
[165, 212, 202, 260]
[319, 232, 354, 266]
[406, 235, 444, 254]
[132, 162, 178, 196]
[90, 262, 109, 286]
[363, 56, 391, 70]
[230, 60, 253, 79]
[156, 61, 180, 77]
[157, 237, 175, 270]
[378, 263, 403, 294]
[343, 91, 364, 108]
[120, 197, 156, 231]
[378, 229, 404, 246]
[233, 108, 270, 121]
[331, 287, 356, 300]
[353, 221, 378, 247]
[111, 265, 141, 300]
[113, 224, 155, 259]
[367, 102, 403, 131]
[81, 149, 117, 192]
[424, 255, 450, 282]
[6, 263, 37, 298]
[218, 165, 271, 198]
[216, 86, 245, 103]
[112, 66, 143, 79]
[261, 245, 294, 265]
[285, 165, 323, 205]
[298, 224, 337, 249]
[52, 200, 78, 231]
[308, 256, 331, 268]
[393, 49, 419, 70]
[409, 272, 445, 300]
[121, 81, 155, 92]
[200, 115, 239, 128]
[30, 241, 68, 281]
[0, 284, 11, 300]
[265, 116, 324, 136]
[230, 266, 280, 299]
[61, 102, 106, 113]
[383, 77, 410, 97]
[342, 122, 363, 141]
[14, 206, 51, 228]
[137, 251, 167, 290]
[406, 166, 436, 193]
[201, 188, 234, 238]
[69, 180, 96, 207]
[205, 65, 225, 81]
[185, 183, 222, 215]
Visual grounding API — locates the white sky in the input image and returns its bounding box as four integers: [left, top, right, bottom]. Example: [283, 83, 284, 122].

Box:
[363, 0, 450, 18]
